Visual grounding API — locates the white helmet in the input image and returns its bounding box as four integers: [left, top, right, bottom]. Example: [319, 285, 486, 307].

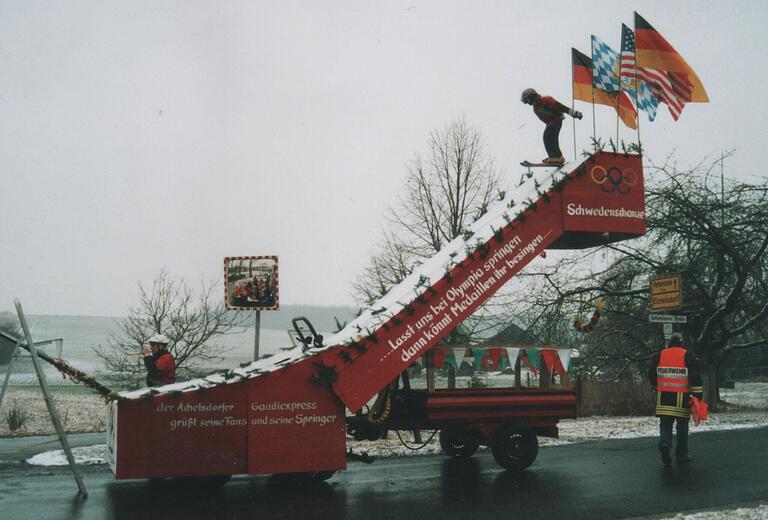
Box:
[148, 333, 170, 345]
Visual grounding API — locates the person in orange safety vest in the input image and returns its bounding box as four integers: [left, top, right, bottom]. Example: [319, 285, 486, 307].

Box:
[647, 333, 704, 467]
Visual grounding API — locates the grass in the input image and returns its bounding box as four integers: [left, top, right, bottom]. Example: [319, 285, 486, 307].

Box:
[4, 383, 97, 396]
[4, 401, 29, 431]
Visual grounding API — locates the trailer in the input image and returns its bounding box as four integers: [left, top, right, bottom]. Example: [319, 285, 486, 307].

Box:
[347, 345, 577, 471]
[107, 152, 645, 483]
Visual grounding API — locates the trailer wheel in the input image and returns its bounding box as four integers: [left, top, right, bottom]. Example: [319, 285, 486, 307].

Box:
[439, 429, 480, 458]
[311, 470, 336, 482]
[491, 423, 538, 471]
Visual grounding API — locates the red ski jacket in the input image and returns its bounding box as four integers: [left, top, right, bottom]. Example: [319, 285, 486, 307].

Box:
[533, 96, 570, 125]
[144, 349, 176, 387]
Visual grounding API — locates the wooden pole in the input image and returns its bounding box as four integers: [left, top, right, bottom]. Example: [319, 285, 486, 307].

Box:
[426, 349, 435, 392]
[253, 311, 261, 361]
[571, 58, 577, 161]
[14, 299, 88, 498]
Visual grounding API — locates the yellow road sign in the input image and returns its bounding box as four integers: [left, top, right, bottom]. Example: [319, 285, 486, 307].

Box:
[650, 275, 681, 310]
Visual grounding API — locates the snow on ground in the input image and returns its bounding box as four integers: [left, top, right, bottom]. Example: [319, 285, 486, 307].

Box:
[26, 444, 107, 466]
[658, 504, 768, 519]
[720, 382, 768, 410]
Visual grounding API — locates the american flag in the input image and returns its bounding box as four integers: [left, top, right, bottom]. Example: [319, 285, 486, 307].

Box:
[638, 68, 692, 120]
[621, 24, 660, 121]
[620, 24, 637, 88]
[626, 20, 692, 121]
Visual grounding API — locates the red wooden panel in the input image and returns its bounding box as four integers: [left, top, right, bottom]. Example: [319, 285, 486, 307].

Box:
[116, 458, 248, 479]
[427, 408, 577, 421]
[426, 394, 577, 409]
[562, 152, 645, 236]
[116, 445, 248, 466]
[332, 197, 565, 411]
[114, 381, 250, 478]
[247, 356, 347, 475]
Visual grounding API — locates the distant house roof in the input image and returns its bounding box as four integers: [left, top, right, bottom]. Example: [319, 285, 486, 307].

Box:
[484, 321, 538, 346]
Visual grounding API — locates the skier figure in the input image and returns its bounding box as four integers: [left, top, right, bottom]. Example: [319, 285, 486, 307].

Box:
[520, 88, 582, 165]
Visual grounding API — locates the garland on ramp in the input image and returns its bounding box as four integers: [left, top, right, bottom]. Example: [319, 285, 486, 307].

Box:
[17, 342, 122, 402]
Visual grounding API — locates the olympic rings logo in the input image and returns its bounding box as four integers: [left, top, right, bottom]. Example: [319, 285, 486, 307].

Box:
[590, 166, 637, 194]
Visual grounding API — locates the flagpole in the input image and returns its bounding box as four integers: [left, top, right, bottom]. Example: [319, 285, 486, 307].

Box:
[635, 68, 642, 151]
[629, 20, 642, 152]
[572, 57, 577, 160]
[590, 39, 597, 143]
[615, 85, 621, 148]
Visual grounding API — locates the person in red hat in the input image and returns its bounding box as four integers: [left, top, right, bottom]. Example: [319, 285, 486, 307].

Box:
[647, 332, 704, 467]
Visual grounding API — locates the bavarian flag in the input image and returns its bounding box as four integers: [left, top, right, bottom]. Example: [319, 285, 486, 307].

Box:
[635, 12, 708, 102]
[572, 48, 638, 129]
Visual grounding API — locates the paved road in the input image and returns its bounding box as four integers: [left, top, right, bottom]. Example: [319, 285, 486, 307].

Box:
[1, 427, 766, 520]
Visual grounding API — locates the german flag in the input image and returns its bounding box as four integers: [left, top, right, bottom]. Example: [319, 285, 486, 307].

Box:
[572, 48, 594, 103]
[572, 48, 638, 129]
[635, 12, 708, 102]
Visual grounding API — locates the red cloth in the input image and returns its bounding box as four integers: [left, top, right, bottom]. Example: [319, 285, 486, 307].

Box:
[690, 395, 708, 426]
[432, 348, 447, 369]
[482, 348, 504, 370]
[540, 349, 567, 379]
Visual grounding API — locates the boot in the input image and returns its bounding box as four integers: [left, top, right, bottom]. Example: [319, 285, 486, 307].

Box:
[660, 446, 672, 467]
[543, 156, 565, 165]
[677, 454, 693, 464]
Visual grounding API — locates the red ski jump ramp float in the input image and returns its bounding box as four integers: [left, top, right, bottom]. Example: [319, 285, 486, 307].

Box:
[109, 152, 645, 479]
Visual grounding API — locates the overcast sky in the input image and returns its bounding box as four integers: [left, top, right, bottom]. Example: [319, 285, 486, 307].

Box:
[1, 1, 765, 317]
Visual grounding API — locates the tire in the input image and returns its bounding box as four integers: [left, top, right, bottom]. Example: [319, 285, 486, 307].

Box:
[439, 429, 480, 458]
[311, 470, 336, 482]
[491, 423, 538, 471]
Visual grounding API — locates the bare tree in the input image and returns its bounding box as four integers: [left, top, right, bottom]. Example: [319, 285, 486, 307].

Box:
[94, 270, 240, 388]
[353, 116, 502, 343]
[354, 116, 500, 306]
[516, 152, 768, 407]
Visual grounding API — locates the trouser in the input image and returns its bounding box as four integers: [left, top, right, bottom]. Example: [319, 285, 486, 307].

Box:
[659, 415, 689, 457]
[543, 119, 563, 158]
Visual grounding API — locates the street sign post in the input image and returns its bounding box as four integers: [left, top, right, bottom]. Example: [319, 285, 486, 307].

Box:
[663, 323, 673, 339]
[650, 275, 682, 310]
[648, 314, 688, 323]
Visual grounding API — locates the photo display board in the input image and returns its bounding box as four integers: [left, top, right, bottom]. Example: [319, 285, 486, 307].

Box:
[224, 256, 279, 311]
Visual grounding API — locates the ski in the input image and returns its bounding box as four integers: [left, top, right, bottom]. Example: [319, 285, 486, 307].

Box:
[521, 160, 565, 168]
